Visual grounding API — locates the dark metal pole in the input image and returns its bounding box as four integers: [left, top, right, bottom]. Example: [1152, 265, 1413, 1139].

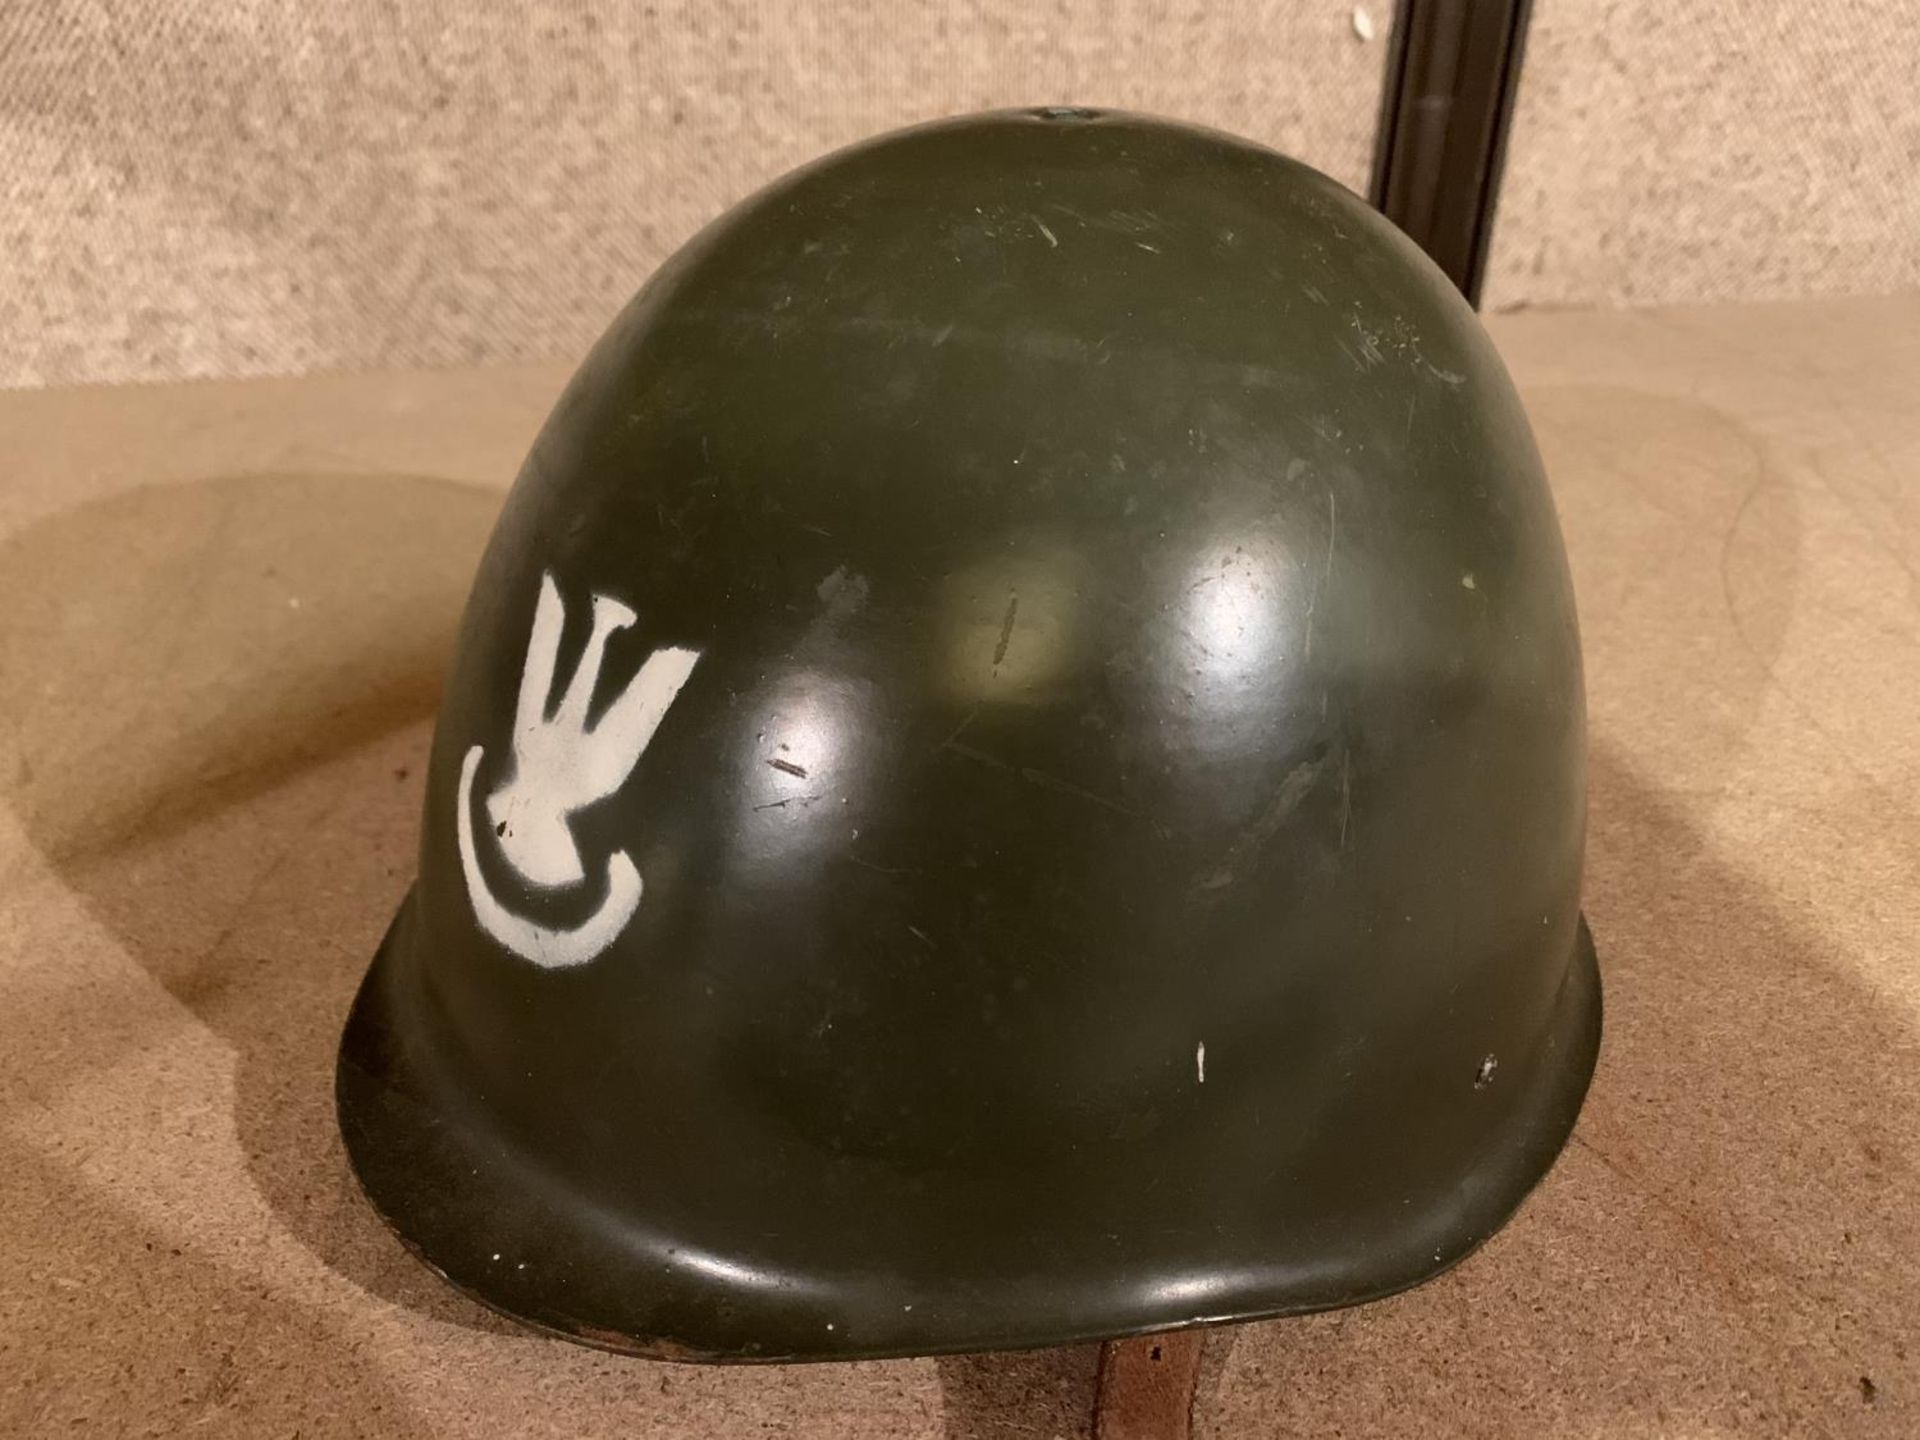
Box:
[1370, 0, 1535, 306]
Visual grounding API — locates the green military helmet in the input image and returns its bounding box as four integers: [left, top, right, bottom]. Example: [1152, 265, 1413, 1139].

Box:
[337, 108, 1598, 1362]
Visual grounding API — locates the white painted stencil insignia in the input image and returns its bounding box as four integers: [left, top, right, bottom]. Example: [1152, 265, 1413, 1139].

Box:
[457, 571, 699, 968]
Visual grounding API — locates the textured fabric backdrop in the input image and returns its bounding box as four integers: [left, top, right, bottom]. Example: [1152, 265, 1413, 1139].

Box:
[1486, 0, 1920, 310]
[0, 1, 1392, 388]
[8, 1, 1914, 388]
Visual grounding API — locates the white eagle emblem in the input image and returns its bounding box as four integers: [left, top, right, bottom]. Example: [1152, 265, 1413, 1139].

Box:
[456, 571, 699, 968]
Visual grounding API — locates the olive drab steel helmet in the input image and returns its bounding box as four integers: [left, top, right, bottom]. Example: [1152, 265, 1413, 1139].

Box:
[337, 108, 1599, 1362]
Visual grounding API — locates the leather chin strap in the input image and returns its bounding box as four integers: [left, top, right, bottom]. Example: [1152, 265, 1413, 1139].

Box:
[1093, 1331, 1206, 1440]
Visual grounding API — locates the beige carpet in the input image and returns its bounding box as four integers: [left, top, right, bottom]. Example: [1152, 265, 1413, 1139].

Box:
[2, 293, 1916, 1436]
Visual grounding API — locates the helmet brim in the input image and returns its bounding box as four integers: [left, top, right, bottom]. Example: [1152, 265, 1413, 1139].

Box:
[336, 892, 1601, 1363]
